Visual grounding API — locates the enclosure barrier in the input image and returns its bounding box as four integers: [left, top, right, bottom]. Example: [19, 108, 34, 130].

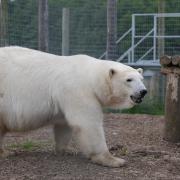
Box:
[160, 55, 180, 142]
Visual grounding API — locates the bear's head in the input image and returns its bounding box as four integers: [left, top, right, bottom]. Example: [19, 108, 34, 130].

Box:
[98, 63, 147, 109]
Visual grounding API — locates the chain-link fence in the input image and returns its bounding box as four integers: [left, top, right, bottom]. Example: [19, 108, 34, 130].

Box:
[0, 0, 180, 114]
[1, 0, 180, 58]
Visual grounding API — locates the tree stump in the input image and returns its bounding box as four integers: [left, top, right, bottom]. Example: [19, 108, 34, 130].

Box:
[160, 55, 180, 142]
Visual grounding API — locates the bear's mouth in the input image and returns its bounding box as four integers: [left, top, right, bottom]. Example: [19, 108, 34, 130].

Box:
[130, 95, 143, 104]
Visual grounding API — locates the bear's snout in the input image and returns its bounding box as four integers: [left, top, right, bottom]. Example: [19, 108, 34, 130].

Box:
[130, 89, 147, 104]
[140, 89, 147, 98]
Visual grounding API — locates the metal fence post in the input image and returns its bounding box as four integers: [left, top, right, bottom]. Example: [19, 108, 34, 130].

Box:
[62, 8, 70, 56]
[106, 0, 117, 60]
[131, 14, 135, 63]
[0, 0, 8, 46]
[153, 15, 157, 61]
[38, 0, 49, 52]
[158, 0, 165, 58]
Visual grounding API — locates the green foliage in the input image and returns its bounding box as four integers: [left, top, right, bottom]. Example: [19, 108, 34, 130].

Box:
[121, 99, 164, 115]
[5, 0, 179, 57]
[9, 140, 41, 151]
[105, 98, 164, 115]
[8, 0, 38, 49]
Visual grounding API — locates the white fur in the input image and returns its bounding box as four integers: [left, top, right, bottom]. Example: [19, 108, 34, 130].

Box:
[0, 46, 146, 167]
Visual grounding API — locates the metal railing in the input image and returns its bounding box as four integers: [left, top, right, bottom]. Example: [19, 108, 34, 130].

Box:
[120, 13, 180, 65]
[100, 13, 180, 66]
[117, 28, 154, 63]
[99, 27, 132, 59]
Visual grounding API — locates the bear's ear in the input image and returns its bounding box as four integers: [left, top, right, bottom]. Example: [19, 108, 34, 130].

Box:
[137, 68, 143, 75]
[109, 68, 116, 78]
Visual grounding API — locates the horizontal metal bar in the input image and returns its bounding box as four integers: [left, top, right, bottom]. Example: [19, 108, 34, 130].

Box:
[116, 28, 132, 44]
[125, 62, 160, 67]
[135, 35, 180, 38]
[156, 13, 180, 17]
[133, 13, 180, 17]
[134, 14, 155, 16]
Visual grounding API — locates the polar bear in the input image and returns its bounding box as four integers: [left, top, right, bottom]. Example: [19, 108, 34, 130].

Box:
[0, 46, 147, 167]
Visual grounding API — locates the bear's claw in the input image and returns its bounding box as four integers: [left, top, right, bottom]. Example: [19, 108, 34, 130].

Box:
[91, 152, 126, 167]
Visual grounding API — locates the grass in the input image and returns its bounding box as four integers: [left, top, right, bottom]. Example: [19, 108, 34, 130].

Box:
[122, 101, 164, 115]
[105, 98, 164, 115]
[9, 140, 41, 151]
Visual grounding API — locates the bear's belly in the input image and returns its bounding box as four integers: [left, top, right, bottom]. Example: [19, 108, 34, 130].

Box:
[3, 110, 64, 132]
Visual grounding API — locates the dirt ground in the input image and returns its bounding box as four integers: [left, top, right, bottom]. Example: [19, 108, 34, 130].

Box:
[0, 114, 180, 180]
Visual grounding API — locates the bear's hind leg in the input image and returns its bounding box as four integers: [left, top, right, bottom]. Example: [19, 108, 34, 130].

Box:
[0, 130, 3, 154]
[0, 129, 8, 158]
[54, 123, 75, 155]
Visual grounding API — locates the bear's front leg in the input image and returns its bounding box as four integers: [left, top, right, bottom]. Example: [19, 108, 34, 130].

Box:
[66, 102, 126, 167]
[90, 151, 126, 167]
[73, 124, 126, 167]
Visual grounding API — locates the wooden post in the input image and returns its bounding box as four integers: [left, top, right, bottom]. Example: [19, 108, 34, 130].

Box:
[0, 0, 8, 46]
[62, 8, 70, 56]
[161, 55, 180, 142]
[38, 0, 49, 52]
[158, 0, 165, 58]
[106, 0, 117, 60]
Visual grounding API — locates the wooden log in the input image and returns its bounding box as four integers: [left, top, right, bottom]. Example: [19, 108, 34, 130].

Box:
[164, 73, 180, 142]
[161, 67, 180, 75]
[172, 55, 180, 66]
[160, 55, 172, 66]
[161, 67, 173, 75]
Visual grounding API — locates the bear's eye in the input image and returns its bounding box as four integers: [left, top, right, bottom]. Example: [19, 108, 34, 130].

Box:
[126, 78, 133, 82]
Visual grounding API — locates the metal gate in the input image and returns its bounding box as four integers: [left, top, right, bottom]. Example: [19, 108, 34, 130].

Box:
[116, 13, 180, 66]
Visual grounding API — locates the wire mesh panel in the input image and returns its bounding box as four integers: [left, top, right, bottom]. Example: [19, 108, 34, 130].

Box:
[133, 15, 154, 61]
[163, 16, 180, 55]
[69, 7, 107, 57]
[8, 0, 38, 49]
[117, 13, 180, 64]
[0, 0, 179, 58]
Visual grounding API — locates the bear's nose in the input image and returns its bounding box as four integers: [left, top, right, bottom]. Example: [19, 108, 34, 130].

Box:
[140, 89, 147, 98]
